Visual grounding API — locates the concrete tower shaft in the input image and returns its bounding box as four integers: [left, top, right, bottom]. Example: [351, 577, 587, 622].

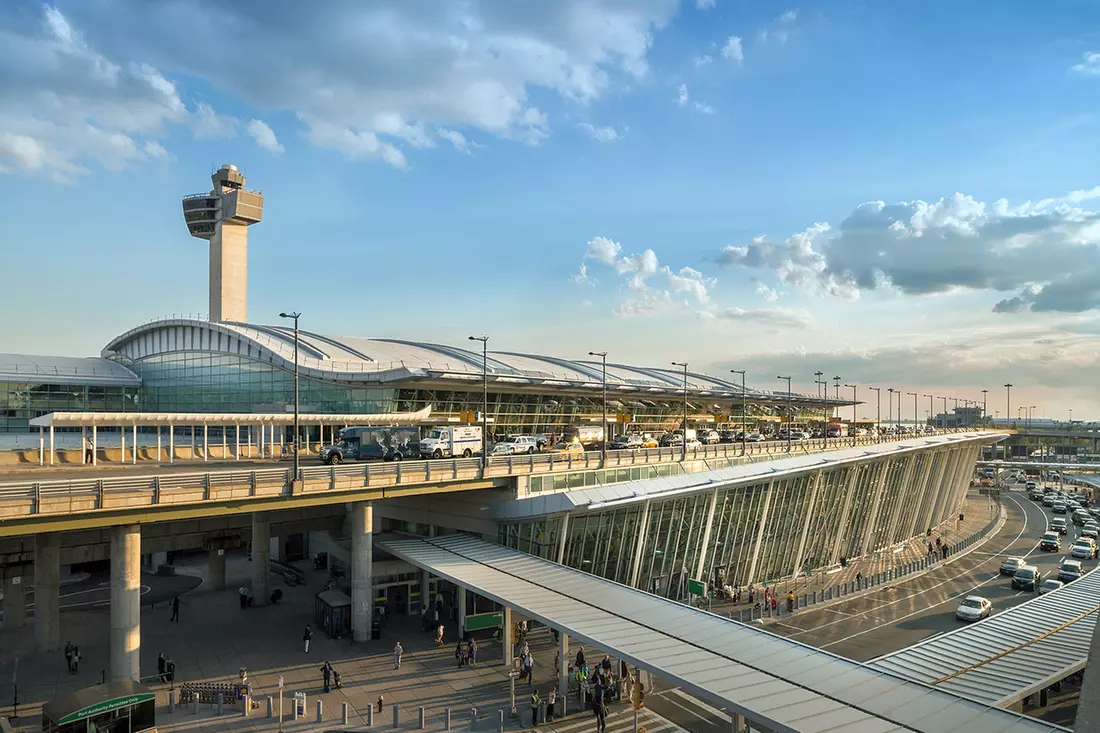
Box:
[181, 164, 263, 323]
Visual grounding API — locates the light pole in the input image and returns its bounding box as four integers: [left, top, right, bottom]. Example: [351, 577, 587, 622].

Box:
[468, 335, 489, 469]
[951, 397, 959, 431]
[981, 389, 988, 424]
[1004, 383, 1013, 428]
[672, 362, 689, 462]
[278, 311, 301, 484]
[869, 386, 881, 440]
[814, 370, 825, 447]
[1070, 408, 1074, 424]
[924, 394, 933, 430]
[908, 392, 917, 432]
[778, 376, 792, 453]
[1030, 405, 1037, 430]
[730, 369, 746, 456]
[844, 384, 857, 445]
[589, 351, 608, 466]
[887, 388, 895, 430]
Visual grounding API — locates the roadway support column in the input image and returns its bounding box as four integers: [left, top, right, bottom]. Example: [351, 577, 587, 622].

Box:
[558, 632, 569, 701]
[457, 587, 467, 635]
[34, 533, 60, 652]
[92, 424, 97, 466]
[168, 424, 174, 464]
[209, 548, 227, 591]
[110, 524, 141, 681]
[350, 502, 373, 642]
[132, 424, 137, 464]
[3, 571, 26, 630]
[252, 513, 271, 606]
[502, 607, 513, 666]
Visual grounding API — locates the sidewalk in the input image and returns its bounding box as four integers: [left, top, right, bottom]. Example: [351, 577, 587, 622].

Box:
[707, 491, 1002, 622]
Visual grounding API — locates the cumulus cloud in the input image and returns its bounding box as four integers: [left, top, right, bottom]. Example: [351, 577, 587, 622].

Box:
[717, 187, 1100, 313]
[696, 0, 717, 9]
[193, 102, 239, 139]
[721, 36, 743, 63]
[702, 306, 811, 329]
[52, 1, 677, 169]
[693, 54, 713, 67]
[577, 122, 622, 142]
[675, 84, 715, 114]
[758, 9, 799, 43]
[577, 236, 717, 316]
[1072, 52, 1100, 75]
[246, 119, 284, 153]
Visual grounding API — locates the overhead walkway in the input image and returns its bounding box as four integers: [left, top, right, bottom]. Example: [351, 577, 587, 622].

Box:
[377, 533, 1068, 733]
[868, 568, 1100, 708]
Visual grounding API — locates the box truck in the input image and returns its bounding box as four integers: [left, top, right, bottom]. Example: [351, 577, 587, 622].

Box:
[419, 425, 483, 459]
[320, 426, 421, 465]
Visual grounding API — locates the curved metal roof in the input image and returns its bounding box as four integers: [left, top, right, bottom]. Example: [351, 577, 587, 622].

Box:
[102, 317, 846, 404]
[0, 353, 141, 387]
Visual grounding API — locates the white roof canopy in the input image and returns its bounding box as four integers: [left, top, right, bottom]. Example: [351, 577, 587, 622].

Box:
[29, 406, 432, 428]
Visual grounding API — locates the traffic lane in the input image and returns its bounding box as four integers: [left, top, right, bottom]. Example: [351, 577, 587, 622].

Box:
[645, 687, 729, 733]
[765, 492, 1045, 659]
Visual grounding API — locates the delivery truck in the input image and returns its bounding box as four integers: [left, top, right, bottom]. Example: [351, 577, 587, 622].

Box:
[419, 425, 483, 459]
[319, 426, 421, 465]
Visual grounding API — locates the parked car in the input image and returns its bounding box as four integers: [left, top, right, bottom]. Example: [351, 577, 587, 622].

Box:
[745, 432, 766, 442]
[718, 430, 740, 443]
[549, 441, 585, 455]
[610, 434, 645, 451]
[955, 596, 992, 622]
[701, 430, 721, 445]
[1038, 578, 1064, 595]
[1059, 559, 1085, 583]
[1039, 532, 1061, 552]
[494, 436, 539, 455]
[999, 557, 1026, 576]
[1011, 565, 1042, 591]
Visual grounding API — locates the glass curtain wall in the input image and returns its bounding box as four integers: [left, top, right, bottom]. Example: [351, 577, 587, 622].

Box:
[1, 382, 130, 432]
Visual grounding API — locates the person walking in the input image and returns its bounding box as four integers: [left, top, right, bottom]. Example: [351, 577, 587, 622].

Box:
[530, 690, 541, 727]
[71, 646, 81, 674]
[157, 653, 167, 683]
[435, 623, 444, 647]
[546, 688, 557, 722]
[592, 682, 607, 733]
[786, 590, 795, 613]
[575, 647, 585, 670]
[303, 625, 312, 653]
[166, 657, 175, 683]
[393, 641, 403, 669]
[84, 436, 94, 464]
[523, 651, 534, 687]
[467, 637, 477, 666]
[170, 596, 180, 623]
[239, 585, 249, 610]
[320, 662, 332, 693]
[64, 641, 74, 674]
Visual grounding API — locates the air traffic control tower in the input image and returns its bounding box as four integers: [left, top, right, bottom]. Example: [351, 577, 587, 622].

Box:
[181, 164, 263, 322]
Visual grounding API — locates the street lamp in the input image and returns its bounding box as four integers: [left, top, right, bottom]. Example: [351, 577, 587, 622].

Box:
[907, 392, 917, 433]
[887, 388, 895, 428]
[951, 397, 959, 431]
[869, 387, 881, 441]
[1004, 383, 1013, 427]
[924, 394, 933, 431]
[814, 370, 826, 448]
[844, 384, 857, 445]
[278, 311, 301, 485]
[589, 351, 608, 466]
[1030, 405, 1037, 430]
[468, 335, 489, 469]
[672, 362, 690, 462]
[778, 376, 793, 453]
[730, 369, 746, 456]
[981, 389, 988, 424]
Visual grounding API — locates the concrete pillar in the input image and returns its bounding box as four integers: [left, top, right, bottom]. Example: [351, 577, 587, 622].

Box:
[208, 548, 227, 590]
[351, 501, 373, 642]
[3, 573, 27, 630]
[132, 424, 137, 464]
[110, 524, 141, 681]
[502, 606, 513, 666]
[252, 513, 271, 606]
[458, 586, 467, 634]
[419, 570, 430, 616]
[49, 424, 54, 466]
[169, 425, 174, 464]
[558, 632, 569, 700]
[34, 533, 60, 652]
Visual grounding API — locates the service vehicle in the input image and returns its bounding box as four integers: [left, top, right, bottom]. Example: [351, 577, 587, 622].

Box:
[419, 425, 483, 459]
[319, 425, 421, 464]
[1039, 532, 1061, 551]
[955, 596, 992, 622]
[494, 436, 539, 455]
[561, 425, 605, 448]
[826, 423, 848, 438]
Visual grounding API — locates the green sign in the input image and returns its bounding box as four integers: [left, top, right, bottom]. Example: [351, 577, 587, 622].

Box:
[464, 611, 503, 633]
[59, 693, 155, 724]
[687, 578, 707, 596]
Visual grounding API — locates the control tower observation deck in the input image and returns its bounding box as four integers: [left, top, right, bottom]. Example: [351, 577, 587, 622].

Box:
[181, 164, 264, 323]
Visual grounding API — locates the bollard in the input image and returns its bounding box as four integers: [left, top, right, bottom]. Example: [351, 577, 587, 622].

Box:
[343, 702, 350, 725]
[498, 709, 504, 733]
[368, 703, 374, 727]
[293, 699, 300, 721]
[217, 693, 224, 717]
[800, 593, 806, 608]
[243, 695, 251, 717]
[470, 707, 477, 730]
[267, 696, 273, 718]
[445, 708, 451, 730]
[192, 697, 199, 715]
[393, 703, 400, 728]
[168, 691, 175, 710]
[419, 706, 425, 729]
[317, 700, 324, 723]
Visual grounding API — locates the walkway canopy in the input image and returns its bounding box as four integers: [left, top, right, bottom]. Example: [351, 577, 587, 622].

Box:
[868, 568, 1100, 707]
[29, 406, 433, 428]
[377, 533, 1066, 733]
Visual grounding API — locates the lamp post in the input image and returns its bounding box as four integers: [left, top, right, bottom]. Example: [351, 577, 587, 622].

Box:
[869, 386, 881, 441]
[1070, 408, 1074, 424]
[981, 389, 988, 424]
[1004, 383, 1013, 428]
[468, 335, 489, 469]
[814, 370, 825, 447]
[887, 388, 895, 430]
[1030, 405, 1037, 430]
[730, 369, 746, 456]
[278, 311, 301, 485]
[672, 362, 689, 462]
[924, 394, 933, 431]
[844, 384, 857, 445]
[589, 351, 608, 466]
[778, 376, 792, 453]
[908, 392, 917, 432]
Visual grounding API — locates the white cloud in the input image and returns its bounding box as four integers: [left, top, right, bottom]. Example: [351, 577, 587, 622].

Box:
[246, 119, 284, 153]
[577, 122, 622, 142]
[192, 102, 239, 139]
[580, 236, 717, 316]
[571, 263, 597, 286]
[704, 306, 811, 329]
[437, 128, 471, 153]
[755, 281, 779, 302]
[758, 9, 799, 43]
[717, 186, 1100, 314]
[696, 0, 717, 9]
[693, 54, 713, 67]
[677, 84, 690, 107]
[50, 1, 678, 169]
[676, 84, 714, 114]
[1072, 52, 1100, 75]
[721, 36, 743, 63]
[779, 10, 799, 22]
[693, 101, 715, 115]
[0, 5, 187, 180]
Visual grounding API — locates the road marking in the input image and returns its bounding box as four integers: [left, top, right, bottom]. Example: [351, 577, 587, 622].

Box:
[784, 493, 1030, 640]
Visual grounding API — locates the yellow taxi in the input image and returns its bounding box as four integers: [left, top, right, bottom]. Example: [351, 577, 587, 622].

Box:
[550, 441, 585, 455]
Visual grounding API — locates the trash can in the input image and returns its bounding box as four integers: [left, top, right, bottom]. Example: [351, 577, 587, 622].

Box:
[371, 619, 382, 640]
[294, 693, 306, 716]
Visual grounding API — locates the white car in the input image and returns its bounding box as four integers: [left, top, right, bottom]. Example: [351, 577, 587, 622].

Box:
[745, 433, 766, 442]
[955, 595, 992, 622]
[1038, 579, 1064, 595]
[494, 436, 539, 454]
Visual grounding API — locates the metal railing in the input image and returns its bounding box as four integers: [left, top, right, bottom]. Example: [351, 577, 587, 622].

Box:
[0, 430, 990, 522]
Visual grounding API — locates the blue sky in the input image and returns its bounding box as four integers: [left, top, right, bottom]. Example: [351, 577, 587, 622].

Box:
[3, 0, 1100, 419]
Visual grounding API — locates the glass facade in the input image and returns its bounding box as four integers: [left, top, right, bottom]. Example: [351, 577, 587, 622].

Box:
[0, 382, 132, 432]
[501, 443, 978, 602]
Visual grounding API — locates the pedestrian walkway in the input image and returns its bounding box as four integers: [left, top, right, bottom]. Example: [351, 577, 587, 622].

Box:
[545, 706, 686, 733]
